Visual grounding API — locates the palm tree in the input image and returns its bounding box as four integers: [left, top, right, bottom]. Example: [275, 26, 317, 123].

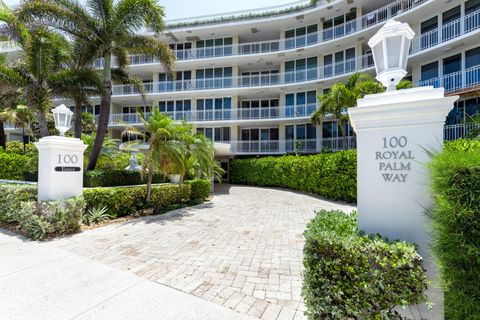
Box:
[0, 8, 72, 137]
[311, 72, 413, 149]
[18, 0, 176, 170]
[129, 109, 185, 202]
[0, 104, 34, 153]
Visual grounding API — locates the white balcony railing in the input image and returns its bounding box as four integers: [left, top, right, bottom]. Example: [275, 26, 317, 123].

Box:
[417, 65, 480, 93]
[444, 123, 480, 141]
[231, 137, 356, 154]
[111, 53, 374, 96]
[92, 0, 429, 68]
[411, 9, 480, 54]
[0, 40, 21, 52]
[109, 104, 318, 125]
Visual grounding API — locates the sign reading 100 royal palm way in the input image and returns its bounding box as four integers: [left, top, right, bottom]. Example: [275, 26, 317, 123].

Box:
[376, 136, 415, 183]
[35, 136, 87, 201]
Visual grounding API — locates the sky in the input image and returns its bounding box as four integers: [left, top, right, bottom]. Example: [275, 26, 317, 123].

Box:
[3, 0, 301, 20]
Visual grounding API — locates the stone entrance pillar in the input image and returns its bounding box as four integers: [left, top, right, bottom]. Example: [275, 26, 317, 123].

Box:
[35, 136, 87, 201]
[349, 86, 458, 318]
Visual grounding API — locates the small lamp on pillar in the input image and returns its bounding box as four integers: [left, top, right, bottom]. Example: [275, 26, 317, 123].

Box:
[52, 104, 73, 136]
[368, 19, 415, 91]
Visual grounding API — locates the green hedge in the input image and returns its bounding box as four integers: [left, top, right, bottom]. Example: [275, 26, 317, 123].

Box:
[0, 152, 29, 180]
[231, 151, 357, 202]
[83, 170, 166, 187]
[185, 179, 211, 200]
[429, 139, 480, 319]
[0, 184, 84, 240]
[302, 210, 427, 319]
[83, 184, 191, 218]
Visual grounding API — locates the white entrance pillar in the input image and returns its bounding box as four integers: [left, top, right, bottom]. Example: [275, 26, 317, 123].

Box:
[35, 136, 87, 201]
[349, 86, 458, 318]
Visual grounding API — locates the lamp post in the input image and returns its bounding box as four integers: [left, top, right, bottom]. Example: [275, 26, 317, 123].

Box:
[368, 19, 415, 91]
[52, 104, 73, 136]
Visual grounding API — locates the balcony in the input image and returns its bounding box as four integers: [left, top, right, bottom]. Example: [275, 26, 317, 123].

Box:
[0, 40, 21, 53]
[410, 9, 480, 54]
[417, 65, 480, 93]
[92, 0, 429, 68]
[109, 104, 318, 125]
[231, 137, 356, 154]
[111, 53, 374, 96]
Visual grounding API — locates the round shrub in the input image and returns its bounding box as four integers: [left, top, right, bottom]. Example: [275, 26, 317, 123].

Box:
[0, 152, 29, 180]
[185, 179, 210, 200]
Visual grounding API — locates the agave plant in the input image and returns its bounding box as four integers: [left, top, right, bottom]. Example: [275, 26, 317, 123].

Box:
[83, 206, 110, 226]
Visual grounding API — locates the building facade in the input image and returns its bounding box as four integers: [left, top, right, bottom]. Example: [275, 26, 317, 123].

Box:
[3, 0, 480, 168]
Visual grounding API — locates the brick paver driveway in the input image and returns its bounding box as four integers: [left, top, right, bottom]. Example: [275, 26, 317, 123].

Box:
[54, 185, 355, 320]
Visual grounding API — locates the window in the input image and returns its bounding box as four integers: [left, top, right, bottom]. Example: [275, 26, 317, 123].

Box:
[197, 127, 230, 141]
[420, 17, 438, 49]
[285, 91, 317, 117]
[241, 70, 279, 87]
[169, 42, 192, 60]
[158, 100, 191, 120]
[285, 57, 317, 83]
[241, 128, 278, 141]
[323, 11, 357, 40]
[196, 67, 232, 89]
[239, 99, 280, 119]
[324, 48, 355, 77]
[196, 37, 233, 58]
[420, 61, 439, 82]
[466, 47, 480, 86]
[197, 97, 231, 120]
[286, 123, 317, 152]
[285, 24, 318, 49]
[443, 6, 461, 40]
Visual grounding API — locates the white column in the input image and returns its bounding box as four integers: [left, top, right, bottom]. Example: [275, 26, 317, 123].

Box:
[35, 136, 88, 201]
[349, 86, 458, 319]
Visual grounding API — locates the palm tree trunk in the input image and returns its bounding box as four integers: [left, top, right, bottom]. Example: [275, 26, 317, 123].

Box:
[22, 126, 26, 154]
[87, 53, 112, 171]
[146, 162, 153, 203]
[37, 111, 49, 137]
[339, 120, 347, 151]
[0, 121, 6, 150]
[74, 101, 83, 139]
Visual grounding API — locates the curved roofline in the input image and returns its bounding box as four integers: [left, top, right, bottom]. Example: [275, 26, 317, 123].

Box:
[164, 0, 324, 31]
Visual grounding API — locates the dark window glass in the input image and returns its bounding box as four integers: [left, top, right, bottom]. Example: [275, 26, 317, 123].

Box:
[285, 125, 295, 140]
[296, 124, 306, 139]
[443, 54, 461, 75]
[421, 17, 438, 33]
[442, 6, 460, 24]
[270, 128, 279, 140]
[285, 29, 295, 38]
[466, 47, 480, 68]
[223, 127, 231, 141]
[307, 124, 316, 139]
[421, 61, 439, 80]
[466, 0, 480, 14]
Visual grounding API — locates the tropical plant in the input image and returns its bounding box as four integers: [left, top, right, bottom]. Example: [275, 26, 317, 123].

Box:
[82, 112, 96, 134]
[0, 8, 71, 137]
[83, 206, 110, 225]
[311, 72, 414, 149]
[465, 113, 480, 140]
[18, 0, 176, 170]
[81, 133, 120, 168]
[0, 104, 34, 153]
[125, 109, 185, 202]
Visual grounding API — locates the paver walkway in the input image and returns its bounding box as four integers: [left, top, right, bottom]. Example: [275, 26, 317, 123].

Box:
[53, 185, 355, 320]
[0, 185, 355, 320]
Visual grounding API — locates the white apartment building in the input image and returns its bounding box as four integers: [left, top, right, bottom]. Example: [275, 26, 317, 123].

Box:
[3, 0, 480, 169]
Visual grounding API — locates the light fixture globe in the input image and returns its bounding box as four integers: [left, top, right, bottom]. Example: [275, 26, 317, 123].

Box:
[52, 104, 73, 136]
[368, 19, 415, 91]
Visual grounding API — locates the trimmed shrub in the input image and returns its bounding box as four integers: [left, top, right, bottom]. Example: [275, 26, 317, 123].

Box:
[0, 184, 37, 222]
[0, 152, 29, 180]
[3, 141, 36, 155]
[83, 170, 165, 187]
[302, 210, 427, 320]
[17, 198, 85, 240]
[185, 179, 210, 200]
[429, 142, 480, 319]
[231, 150, 356, 202]
[83, 184, 191, 217]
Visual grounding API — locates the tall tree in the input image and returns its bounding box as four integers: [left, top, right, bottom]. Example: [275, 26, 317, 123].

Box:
[0, 104, 34, 153]
[0, 7, 72, 137]
[18, 0, 175, 170]
[311, 72, 413, 149]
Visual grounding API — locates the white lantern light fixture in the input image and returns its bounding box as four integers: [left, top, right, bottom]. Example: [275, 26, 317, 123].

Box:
[368, 19, 415, 91]
[52, 104, 73, 136]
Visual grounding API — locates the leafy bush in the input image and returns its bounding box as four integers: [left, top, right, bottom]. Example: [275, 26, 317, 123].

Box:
[3, 141, 36, 155]
[302, 210, 427, 320]
[0, 184, 37, 222]
[185, 179, 210, 200]
[83, 183, 191, 218]
[231, 150, 357, 202]
[429, 143, 480, 319]
[444, 138, 480, 152]
[0, 152, 29, 180]
[84, 170, 165, 187]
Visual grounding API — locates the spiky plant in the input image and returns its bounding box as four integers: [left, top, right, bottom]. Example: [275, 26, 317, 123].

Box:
[83, 206, 110, 225]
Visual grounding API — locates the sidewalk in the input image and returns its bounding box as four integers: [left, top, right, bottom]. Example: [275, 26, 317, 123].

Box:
[0, 229, 255, 320]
